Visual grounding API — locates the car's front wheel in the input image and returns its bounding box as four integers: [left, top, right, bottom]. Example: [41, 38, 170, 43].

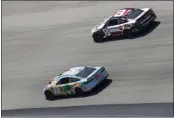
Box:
[93, 32, 104, 42]
[44, 90, 54, 100]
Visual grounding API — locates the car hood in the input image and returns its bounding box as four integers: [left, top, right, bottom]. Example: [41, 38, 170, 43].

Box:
[91, 16, 112, 34]
[43, 77, 58, 91]
[91, 24, 104, 33]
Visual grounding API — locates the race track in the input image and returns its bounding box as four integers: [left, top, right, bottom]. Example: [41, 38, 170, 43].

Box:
[2, 1, 173, 115]
[2, 103, 173, 117]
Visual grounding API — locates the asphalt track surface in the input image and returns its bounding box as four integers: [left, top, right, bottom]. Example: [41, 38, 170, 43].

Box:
[2, 103, 173, 117]
[2, 1, 173, 117]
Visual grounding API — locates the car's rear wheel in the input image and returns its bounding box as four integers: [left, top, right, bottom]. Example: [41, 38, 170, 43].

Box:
[44, 90, 54, 100]
[93, 33, 103, 42]
[75, 88, 85, 96]
[123, 29, 133, 39]
[135, 22, 142, 28]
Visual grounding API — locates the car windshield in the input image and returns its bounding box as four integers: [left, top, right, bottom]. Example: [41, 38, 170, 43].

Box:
[125, 9, 143, 19]
[76, 67, 96, 78]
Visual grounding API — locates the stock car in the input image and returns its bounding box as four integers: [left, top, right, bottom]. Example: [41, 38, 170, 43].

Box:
[43, 66, 109, 100]
[91, 8, 157, 42]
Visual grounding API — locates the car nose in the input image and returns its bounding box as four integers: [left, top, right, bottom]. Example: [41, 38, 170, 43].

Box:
[43, 84, 48, 92]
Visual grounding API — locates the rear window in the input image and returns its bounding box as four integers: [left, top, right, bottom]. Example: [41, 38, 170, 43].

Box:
[76, 67, 96, 78]
[126, 9, 143, 19]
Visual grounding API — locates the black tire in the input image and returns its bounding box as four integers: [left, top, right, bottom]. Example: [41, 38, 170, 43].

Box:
[93, 33, 104, 42]
[44, 90, 54, 100]
[123, 29, 133, 39]
[75, 88, 84, 96]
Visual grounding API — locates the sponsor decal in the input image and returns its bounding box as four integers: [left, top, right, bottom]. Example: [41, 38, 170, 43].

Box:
[63, 84, 73, 95]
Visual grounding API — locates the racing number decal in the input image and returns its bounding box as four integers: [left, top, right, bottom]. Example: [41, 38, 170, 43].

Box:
[114, 9, 126, 17]
[54, 87, 64, 94]
[55, 87, 60, 94]
[102, 28, 111, 36]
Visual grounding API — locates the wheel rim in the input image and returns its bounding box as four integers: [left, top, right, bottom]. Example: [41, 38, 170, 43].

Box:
[94, 34, 102, 41]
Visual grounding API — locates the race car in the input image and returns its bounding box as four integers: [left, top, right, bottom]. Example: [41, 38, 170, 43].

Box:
[43, 66, 109, 100]
[91, 8, 157, 42]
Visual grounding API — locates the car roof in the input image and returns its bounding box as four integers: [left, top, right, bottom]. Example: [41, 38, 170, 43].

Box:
[113, 8, 141, 18]
[62, 66, 85, 76]
[51, 66, 96, 83]
[121, 8, 136, 10]
[54, 66, 85, 80]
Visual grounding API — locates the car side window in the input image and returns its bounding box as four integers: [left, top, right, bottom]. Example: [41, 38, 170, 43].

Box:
[108, 18, 119, 26]
[69, 78, 80, 83]
[119, 18, 127, 24]
[57, 77, 69, 85]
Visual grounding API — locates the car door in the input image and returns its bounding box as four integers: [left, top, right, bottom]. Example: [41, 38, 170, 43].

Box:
[59, 77, 73, 96]
[53, 78, 66, 96]
[106, 18, 123, 35]
[69, 77, 80, 87]
[53, 77, 70, 96]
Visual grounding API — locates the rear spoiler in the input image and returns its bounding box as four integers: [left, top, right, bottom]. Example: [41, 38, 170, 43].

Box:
[87, 67, 105, 82]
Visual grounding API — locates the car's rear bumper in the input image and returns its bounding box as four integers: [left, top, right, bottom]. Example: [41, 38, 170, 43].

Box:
[141, 13, 156, 27]
[86, 73, 109, 92]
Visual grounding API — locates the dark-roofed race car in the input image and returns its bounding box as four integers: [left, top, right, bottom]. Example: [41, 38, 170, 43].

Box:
[91, 8, 157, 42]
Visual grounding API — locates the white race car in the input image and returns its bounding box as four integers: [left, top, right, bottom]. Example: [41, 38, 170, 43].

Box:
[91, 8, 157, 42]
[43, 66, 109, 100]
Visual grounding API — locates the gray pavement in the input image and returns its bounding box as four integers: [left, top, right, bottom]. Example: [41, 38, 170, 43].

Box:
[2, 103, 173, 117]
[2, 1, 173, 110]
